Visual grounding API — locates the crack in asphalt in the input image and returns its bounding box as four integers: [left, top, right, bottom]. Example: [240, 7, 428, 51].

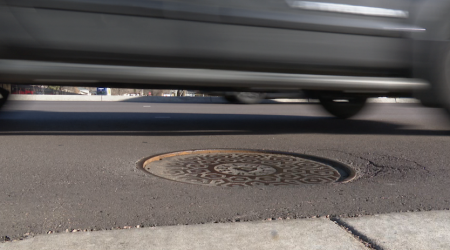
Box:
[315, 149, 431, 179]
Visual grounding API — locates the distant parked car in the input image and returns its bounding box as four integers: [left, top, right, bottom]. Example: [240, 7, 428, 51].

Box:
[79, 89, 90, 95]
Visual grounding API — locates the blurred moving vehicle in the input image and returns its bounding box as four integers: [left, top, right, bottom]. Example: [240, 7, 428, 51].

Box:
[0, 0, 449, 118]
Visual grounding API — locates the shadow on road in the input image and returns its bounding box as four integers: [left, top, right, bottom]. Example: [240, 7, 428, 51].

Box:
[0, 110, 449, 136]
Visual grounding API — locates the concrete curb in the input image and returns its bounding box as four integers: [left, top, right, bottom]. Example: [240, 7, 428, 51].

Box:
[8, 95, 221, 103]
[8, 95, 419, 104]
[2, 210, 450, 250]
[0, 218, 366, 250]
[341, 210, 450, 250]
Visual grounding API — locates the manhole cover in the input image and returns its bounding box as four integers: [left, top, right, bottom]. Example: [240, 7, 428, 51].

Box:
[137, 149, 355, 187]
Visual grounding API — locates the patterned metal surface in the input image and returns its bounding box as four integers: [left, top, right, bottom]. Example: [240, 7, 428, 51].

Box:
[141, 150, 352, 187]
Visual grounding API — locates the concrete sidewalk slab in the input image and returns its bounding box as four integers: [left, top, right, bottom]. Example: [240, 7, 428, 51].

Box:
[0, 219, 367, 250]
[341, 210, 450, 250]
[108, 96, 225, 103]
[8, 95, 230, 103]
[8, 95, 102, 101]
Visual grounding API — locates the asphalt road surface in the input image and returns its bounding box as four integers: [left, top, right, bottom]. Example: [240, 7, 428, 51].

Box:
[1, 100, 450, 241]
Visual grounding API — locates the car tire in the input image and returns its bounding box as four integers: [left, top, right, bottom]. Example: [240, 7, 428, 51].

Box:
[0, 87, 9, 110]
[224, 94, 238, 103]
[225, 92, 266, 104]
[422, 42, 450, 116]
[319, 97, 367, 119]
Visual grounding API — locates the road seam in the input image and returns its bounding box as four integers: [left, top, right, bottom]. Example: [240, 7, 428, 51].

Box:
[330, 217, 382, 250]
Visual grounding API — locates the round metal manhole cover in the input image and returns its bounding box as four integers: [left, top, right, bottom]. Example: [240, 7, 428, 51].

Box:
[137, 149, 355, 187]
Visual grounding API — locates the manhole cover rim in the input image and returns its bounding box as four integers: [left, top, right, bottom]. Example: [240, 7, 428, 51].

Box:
[136, 149, 356, 186]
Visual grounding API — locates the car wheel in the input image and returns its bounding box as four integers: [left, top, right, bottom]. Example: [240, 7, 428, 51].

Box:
[225, 92, 266, 104]
[319, 97, 367, 119]
[224, 94, 238, 103]
[427, 43, 450, 116]
[0, 87, 9, 110]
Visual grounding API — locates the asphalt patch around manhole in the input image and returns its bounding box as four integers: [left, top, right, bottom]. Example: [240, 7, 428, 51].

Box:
[137, 149, 355, 187]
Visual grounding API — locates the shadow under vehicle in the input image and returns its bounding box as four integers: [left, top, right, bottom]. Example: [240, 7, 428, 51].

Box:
[0, 0, 449, 118]
[198, 91, 306, 104]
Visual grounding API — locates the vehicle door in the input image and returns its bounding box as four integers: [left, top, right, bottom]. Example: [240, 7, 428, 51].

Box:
[5, 0, 415, 72]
